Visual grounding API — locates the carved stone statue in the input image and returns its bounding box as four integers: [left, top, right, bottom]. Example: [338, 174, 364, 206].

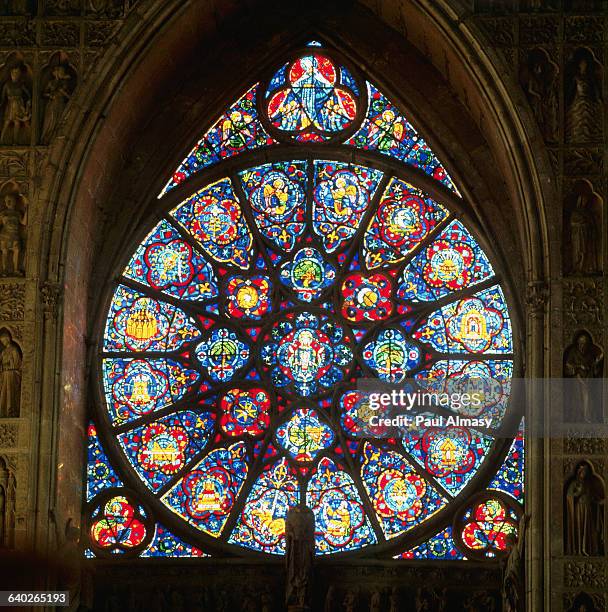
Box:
[522, 50, 558, 142]
[323, 586, 336, 612]
[564, 331, 603, 423]
[55, 518, 87, 612]
[566, 54, 602, 143]
[343, 589, 358, 612]
[0, 328, 22, 418]
[502, 515, 528, 612]
[370, 589, 382, 612]
[41, 63, 74, 144]
[569, 191, 598, 274]
[285, 505, 315, 612]
[0, 64, 31, 145]
[565, 462, 605, 556]
[388, 587, 399, 612]
[416, 587, 447, 612]
[0, 191, 26, 277]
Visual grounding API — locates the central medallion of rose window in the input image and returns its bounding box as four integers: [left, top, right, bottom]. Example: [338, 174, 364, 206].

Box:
[260, 310, 353, 397]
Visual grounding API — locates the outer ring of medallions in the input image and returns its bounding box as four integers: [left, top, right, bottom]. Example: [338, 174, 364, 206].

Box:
[91, 150, 523, 559]
[451, 490, 523, 561]
[84, 486, 155, 559]
[256, 45, 369, 147]
[256, 305, 356, 401]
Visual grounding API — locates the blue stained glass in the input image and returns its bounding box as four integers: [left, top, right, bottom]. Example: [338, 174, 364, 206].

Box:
[229, 458, 299, 554]
[340, 66, 360, 96]
[346, 83, 458, 194]
[276, 407, 335, 462]
[361, 442, 447, 539]
[397, 220, 495, 303]
[279, 247, 336, 302]
[307, 457, 376, 554]
[87, 422, 123, 501]
[103, 285, 200, 352]
[396, 526, 465, 560]
[122, 219, 218, 302]
[118, 410, 215, 492]
[195, 327, 250, 382]
[161, 84, 275, 195]
[260, 311, 353, 397]
[415, 359, 514, 427]
[312, 161, 383, 253]
[414, 286, 513, 354]
[402, 426, 494, 496]
[161, 442, 248, 536]
[170, 178, 253, 270]
[239, 161, 307, 252]
[142, 523, 209, 557]
[266, 54, 359, 140]
[362, 328, 421, 382]
[488, 422, 524, 502]
[102, 358, 200, 425]
[362, 178, 448, 269]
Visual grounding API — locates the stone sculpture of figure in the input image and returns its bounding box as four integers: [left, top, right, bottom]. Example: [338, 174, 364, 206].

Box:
[369, 589, 382, 612]
[566, 55, 602, 143]
[524, 52, 558, 142]
[0, 329, 22, 418]
[564, 331, 603, 423]
[388, 587, 399, 612]
[565, 462, 605, 556]
[569, 191, 597, 274]
[41, 63, 73, 143]
[323, 586, 336, 612]
[0, 65, 31, 145]
[502, 515, 528, 612]
[0, 192, 26, 276]
[343, 589, 358, 612]
[260, 588, 273, 612]
[285, 505, 315, 612]
[55, 518, 84, 612]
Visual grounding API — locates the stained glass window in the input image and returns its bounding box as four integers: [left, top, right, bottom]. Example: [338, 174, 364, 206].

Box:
[87, 41, 522, 559]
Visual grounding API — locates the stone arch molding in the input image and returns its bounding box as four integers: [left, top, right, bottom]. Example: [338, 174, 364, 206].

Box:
[31, 0, 551, 600]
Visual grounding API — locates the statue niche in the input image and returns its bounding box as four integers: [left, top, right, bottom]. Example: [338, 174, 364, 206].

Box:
[567, 592, 602, 612]
[0, 327, 22, 418]
[0, 456, 16, 548]
[0, 55, 32, 146]
[520, 48, 558, 142]
[564, 461, 605, 556]
[563, 330, 603, 424]
[564, 180, 602, 275]
[40, 52, 77, 145]
[565, 49, 603, 144]
[0, 182, 27, 277]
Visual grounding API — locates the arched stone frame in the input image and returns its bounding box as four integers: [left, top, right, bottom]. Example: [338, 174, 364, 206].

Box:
[30, 0, 556, 607]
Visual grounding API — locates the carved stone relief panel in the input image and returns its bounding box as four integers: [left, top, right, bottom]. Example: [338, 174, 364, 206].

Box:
[563, 278, 603, 340]
[565, 48, 603, 144]
[0, 281, 24, 320]
[563, 180, 603, 275]
[564, 149, 603, 176]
